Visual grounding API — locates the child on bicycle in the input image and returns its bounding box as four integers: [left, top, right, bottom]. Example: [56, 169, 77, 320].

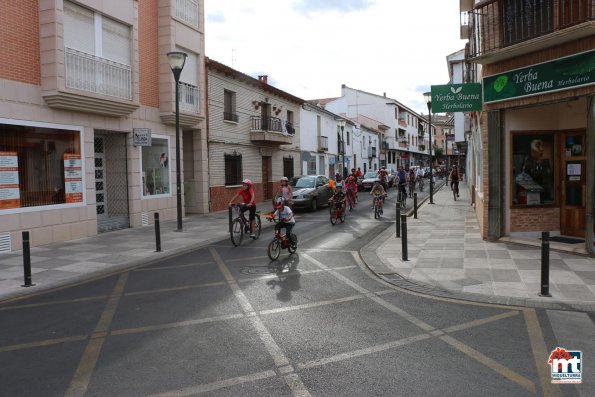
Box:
[228, 179, 257, 239]
[370, 181, 386, 211]
[271, 197, 296, 243]
[330, 182, 347, 213]
[344, 175, 358, 208]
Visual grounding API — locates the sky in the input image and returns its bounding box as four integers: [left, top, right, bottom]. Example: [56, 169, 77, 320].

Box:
[205, 0, 467, 115]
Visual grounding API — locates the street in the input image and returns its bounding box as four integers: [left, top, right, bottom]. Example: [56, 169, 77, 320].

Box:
[0, 187, 591, 397]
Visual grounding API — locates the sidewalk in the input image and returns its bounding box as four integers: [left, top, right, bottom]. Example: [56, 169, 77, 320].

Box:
[363, 183, 595, 312]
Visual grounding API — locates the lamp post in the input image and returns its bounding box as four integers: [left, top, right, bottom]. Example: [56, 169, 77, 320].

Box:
[423, 92, 434, 204]
[338, 119, 346, 179]
[167, 51, 187, 231]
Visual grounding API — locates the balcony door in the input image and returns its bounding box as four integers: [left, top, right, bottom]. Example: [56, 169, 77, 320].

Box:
[560, 131, 586, 237]
[261, 103, 271, 130]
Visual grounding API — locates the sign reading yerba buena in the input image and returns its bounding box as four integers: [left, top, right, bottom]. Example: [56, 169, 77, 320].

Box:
[431, 83, 482, 112]
[484, 50, 595, 104]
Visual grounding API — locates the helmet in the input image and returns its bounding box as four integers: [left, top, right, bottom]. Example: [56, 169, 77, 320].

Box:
[274, 197, 285, 208]
[336, 183, 343, 188]
[242, 179, 252, 186]
[280, 177, 288, 182]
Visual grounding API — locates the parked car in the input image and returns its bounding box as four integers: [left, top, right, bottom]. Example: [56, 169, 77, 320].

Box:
[361, 171, 380, 191]
[290, 175, 333, 211]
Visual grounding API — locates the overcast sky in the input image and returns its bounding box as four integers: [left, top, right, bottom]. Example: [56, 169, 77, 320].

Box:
[205, 0, 466, 115]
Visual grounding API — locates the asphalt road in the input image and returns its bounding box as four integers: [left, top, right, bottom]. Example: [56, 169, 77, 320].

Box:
[0, 186, 589, 397]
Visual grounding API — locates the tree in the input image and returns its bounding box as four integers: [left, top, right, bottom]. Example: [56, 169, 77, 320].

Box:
[434, 147, 444, 160]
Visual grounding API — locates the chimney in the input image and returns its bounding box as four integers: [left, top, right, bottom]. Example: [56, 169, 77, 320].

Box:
[383, 92, 386, 97]
[258, 75, 268, 84]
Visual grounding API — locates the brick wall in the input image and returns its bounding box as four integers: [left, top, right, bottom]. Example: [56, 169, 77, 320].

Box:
[0, 0, 40, 85]
[510, 207, 560, 232]
[139, 0, 159, 108]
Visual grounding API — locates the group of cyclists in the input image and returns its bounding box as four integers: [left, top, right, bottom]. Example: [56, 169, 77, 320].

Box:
[227, 165, 461, 246]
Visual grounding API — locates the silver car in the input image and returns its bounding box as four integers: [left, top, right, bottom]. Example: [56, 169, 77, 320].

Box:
[290, 175, 333, 211]
[361, 171, 380, 191]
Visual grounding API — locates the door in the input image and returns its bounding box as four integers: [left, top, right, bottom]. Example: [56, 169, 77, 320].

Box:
[560, 132, 586, 237]
[262, 156, 272, 200]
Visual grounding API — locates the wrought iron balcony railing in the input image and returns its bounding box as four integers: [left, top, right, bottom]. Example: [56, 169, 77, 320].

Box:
[251, 116, 295, 134]
[318, 135, 328, 151]
[65, 47, 132, 100]
[178, 82, 199, 113]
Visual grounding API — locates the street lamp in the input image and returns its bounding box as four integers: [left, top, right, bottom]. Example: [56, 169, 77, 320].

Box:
[167, 51, 187, 231]
[423, 91, 434, 204]
[338, 119, 346, 179]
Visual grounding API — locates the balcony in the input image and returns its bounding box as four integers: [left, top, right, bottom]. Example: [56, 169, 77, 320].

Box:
[418, 144, 426, 151]
[223, 112, 239, 122]
[399, 141, 409, 148]
[467, 0, 594, 63]
[250, 116, 294, 145]
[318, 135, 328, 152]
[178, 82, 199, 114]
[175, 0, 199, 27]
[368, 147, 377, 158]
[398, 119, 407, 128]
[398, 135, 408, 143]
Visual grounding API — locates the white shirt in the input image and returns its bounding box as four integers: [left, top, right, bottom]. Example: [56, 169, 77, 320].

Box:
[274, 206, 295, 224]
[416, 168, 424, 178]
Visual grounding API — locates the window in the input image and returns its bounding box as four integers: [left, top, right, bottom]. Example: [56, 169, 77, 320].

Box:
[285, 110, 295, 134]
[64, 1, 132, 99]
[175, 0, 199, 28]
[142, 137, 171, 196]
[0, 120, 82, 210]
[307, 156, 317, 175]
[512, 133, 555, 206]
[223, 90, 238, 122]
[224, 153, 242, 186]
[176, 46, 199, 113]
[283, 157, 294, 179]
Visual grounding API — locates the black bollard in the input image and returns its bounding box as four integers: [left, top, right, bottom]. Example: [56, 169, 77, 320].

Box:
[22, 231, 34, 287]
[228, 206, 233, 233]
[154, 213, 162, 252]
[540, 231, 551, 297]
[401, 214, 408, 261]
[395, 204, 401, 238]
[413, 193, 418, 219]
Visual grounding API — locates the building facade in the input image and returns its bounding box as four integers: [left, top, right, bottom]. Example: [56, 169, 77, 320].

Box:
[0, 0, 207, 252]
[461, 0, 595, 252]
[206, 59, 303, 211]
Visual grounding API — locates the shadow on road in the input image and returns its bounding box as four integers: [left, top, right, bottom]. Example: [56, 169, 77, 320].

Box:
[266, 255, 301, 302]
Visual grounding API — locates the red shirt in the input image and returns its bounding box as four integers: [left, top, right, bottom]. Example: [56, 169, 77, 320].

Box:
[238, 188, 255, 205]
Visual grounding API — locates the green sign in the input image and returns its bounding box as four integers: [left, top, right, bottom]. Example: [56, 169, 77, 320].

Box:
[431, 83, 482, 112]
[484, 50, 595, 103]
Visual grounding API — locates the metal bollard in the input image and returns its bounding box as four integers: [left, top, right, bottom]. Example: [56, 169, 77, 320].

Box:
[228, 206, 233, 233]
[22, 231, 35, 287]
[401, 215, 408, 261]
[413, 193, 418, 219]
[395, 204, 401, 238]
[540, 231, 551, 297]
[154, 213, 162, 252]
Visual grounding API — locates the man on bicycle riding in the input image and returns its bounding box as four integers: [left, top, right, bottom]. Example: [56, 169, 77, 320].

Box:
[450, 165, 460, 197]
[395, 166, 408, 201]
[271, 197, 296, 243]
[228, 179, 257, 239]
[330, 183, 347, 213]
[345, 175, 358, 208]
[370, 181, 386, 213]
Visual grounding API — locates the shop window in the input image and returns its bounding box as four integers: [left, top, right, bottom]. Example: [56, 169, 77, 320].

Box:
[0, 121, 82, 210]
[512, 133, 555, 206]
[224, 153, 242, 186]
[142, 137, 171, 196]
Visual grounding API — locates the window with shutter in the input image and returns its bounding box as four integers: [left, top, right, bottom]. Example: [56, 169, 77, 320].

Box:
[176, 47, 198, 86]
[64, 1, 95, 55]
[102, 16, 131, 65]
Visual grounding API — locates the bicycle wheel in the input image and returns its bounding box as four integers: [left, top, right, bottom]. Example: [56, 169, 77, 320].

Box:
[267, 238, 281, 261]
[230, 218, 243, 246]
[288, 234, 298, 254]
[330, 209, 338, 225]
[340, 209, 345, 222]
[374, 203, 379, 219]
[453, 187, 457, 201]
[253, 216, 262, 239]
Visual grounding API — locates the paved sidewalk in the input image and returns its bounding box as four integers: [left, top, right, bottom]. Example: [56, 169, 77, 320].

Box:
[365, 183, 595, 312]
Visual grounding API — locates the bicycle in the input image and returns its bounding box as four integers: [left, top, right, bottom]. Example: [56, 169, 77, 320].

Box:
[373, 194, 386, 219]
[408, 180, 416, 198]
[452, 181, 459, 201]
[397, 184, 407, 208]
[266, 216, 297, 261]
[229, 204, 261, 246]
[346, 188, 357, 211]
[418, 178, 424, 192]
[328, 199, 346, 225]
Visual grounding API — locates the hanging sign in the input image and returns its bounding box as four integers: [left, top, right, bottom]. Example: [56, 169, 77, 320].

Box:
[0, 152, 20, 209]
[483, 50, 595, 103]
[431, 83, 482, 112]
[64, 154, 83, 203]
[133, 128, 152, 146]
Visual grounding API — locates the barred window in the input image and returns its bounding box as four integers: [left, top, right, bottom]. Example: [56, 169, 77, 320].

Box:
[307, 157, 317, 175]
[225, 154, 242, 185]
[283, 157, 294, 179]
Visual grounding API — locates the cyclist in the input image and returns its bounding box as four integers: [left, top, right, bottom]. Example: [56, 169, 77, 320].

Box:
[408, 168, 416, 197]
[330, 182, 347, 214]
[271, 197, 296, 244]
[377, 167, 389, 191]
[450, 165, 460, 197]
[228, 179, 257, 239]
[275, 176, 293, 208]
[345, 175, 358, 209]
[416, 166, 425, 190]
[370, 181, 386, 213]
[395, 166, 408, 203]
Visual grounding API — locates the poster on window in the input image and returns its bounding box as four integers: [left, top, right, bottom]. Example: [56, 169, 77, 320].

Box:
[512, 134, 554, 205]
[0, 152, 20, 209]
[64, 153, 83, 203]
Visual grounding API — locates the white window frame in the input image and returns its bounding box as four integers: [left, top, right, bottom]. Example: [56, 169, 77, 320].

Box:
[0, 117, 86, 214]
[140, 134, 172, 200]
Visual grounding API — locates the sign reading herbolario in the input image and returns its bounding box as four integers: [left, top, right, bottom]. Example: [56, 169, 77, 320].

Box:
[431, 83, 482, 112]
[484, 50, 595, 103]
[64, 154, 83, 203]
[0, 152, 20, 209]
